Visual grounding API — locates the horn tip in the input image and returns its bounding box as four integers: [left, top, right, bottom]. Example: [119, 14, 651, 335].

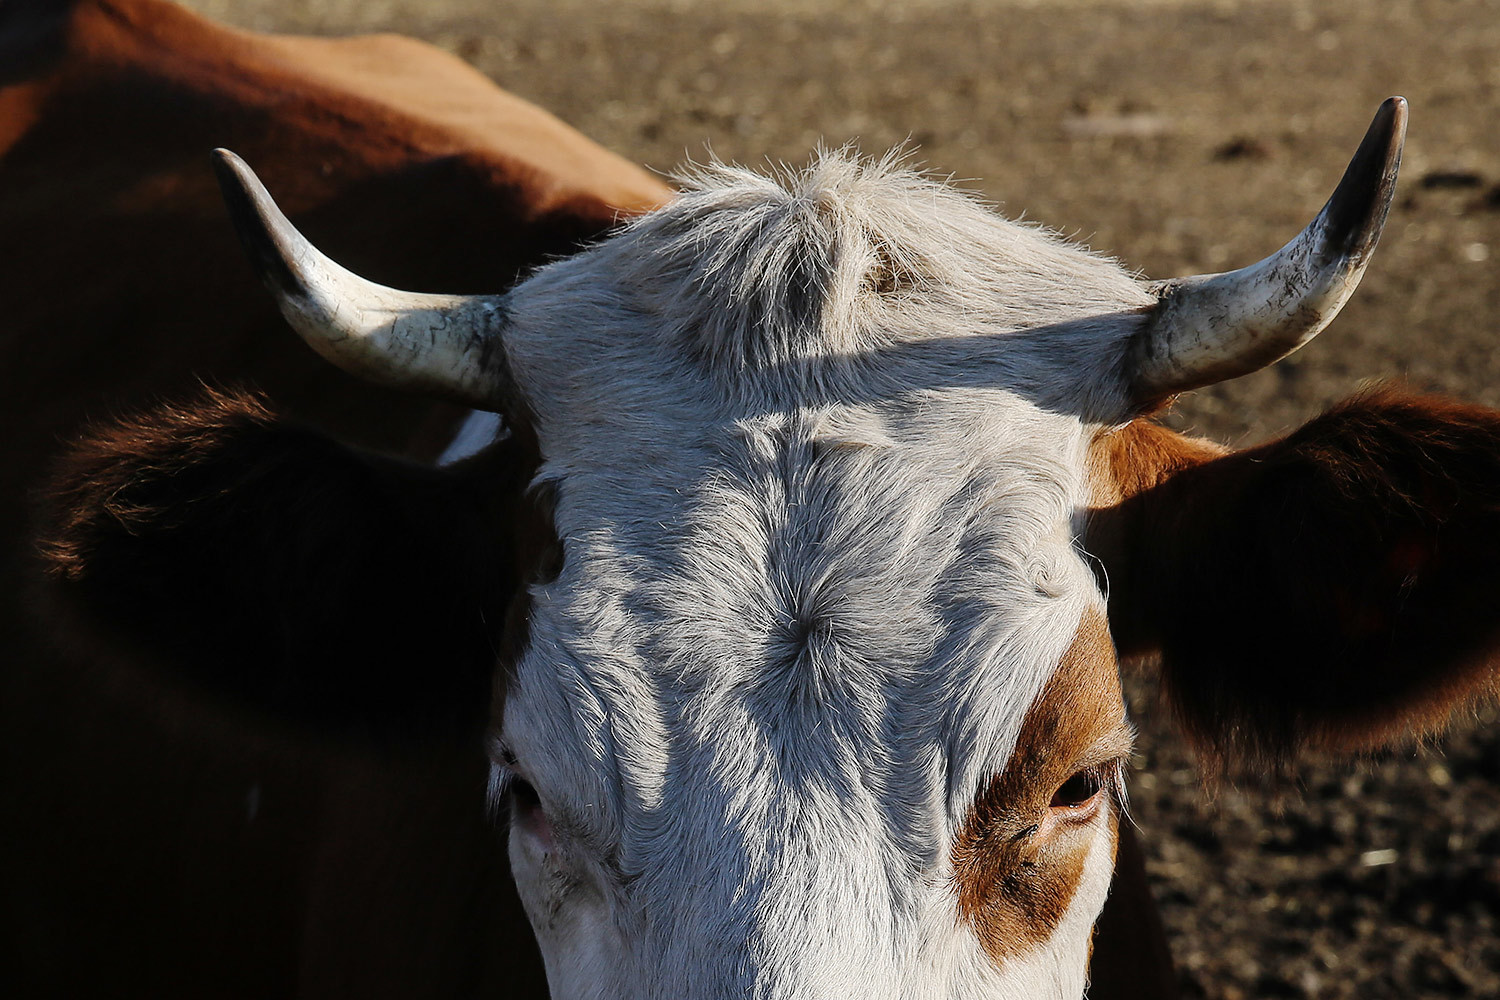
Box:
[1322, 97, 1408, 260]
[210, 148, 307, 302]
[1373, 96, 1409, 154]
[209, 148, 257, 200]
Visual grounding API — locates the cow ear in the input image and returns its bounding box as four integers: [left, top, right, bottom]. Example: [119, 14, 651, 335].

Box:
[1089, 387, 1500, 766]
[38, 389, 539, 743]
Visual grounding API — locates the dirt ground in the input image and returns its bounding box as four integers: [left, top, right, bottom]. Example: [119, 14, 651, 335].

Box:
[179, 1, 1500, 996]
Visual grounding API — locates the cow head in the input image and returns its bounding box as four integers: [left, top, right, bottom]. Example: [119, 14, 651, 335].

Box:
[44, 97, 1500, 998]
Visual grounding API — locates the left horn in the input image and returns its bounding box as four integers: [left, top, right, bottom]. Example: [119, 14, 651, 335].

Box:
[212, 149, 511, 411]
[1128, 97, 1407, 403]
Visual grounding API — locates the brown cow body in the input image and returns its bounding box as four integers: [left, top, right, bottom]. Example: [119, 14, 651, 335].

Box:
[2, 1, 667, 995]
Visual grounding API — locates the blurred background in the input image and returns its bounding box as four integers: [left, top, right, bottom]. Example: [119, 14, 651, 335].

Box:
[23, 0, 1500, 996]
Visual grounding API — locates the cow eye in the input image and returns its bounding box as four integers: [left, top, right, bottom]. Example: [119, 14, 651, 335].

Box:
[510, 773, 542, 812]
[497, 745, 541, 813]
[506, 770, 559, 849]
[1050, 767, 1103, 810]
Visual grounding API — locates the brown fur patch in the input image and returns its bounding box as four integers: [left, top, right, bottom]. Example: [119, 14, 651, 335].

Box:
[1085, 419, 1226, 658]
[1086, 417, 1227, 509]
[1087, 388, 1500, 767]
[3, 1, 657, 992]
[951, 608, 1131, 964]
[39, 388, 544, 741]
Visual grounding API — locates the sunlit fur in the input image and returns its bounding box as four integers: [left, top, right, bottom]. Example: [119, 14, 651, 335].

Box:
[492, 151, 1154, 999]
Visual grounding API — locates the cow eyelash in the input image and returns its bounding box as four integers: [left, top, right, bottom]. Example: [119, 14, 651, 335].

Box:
[489, 761, 545, 824]
[488, 743, 536, 814]
[491, 742, 543, 804]
[486, 761, 514, 820]
[1103, 757, 1130, 815]
[1051, 758, 1129, 816]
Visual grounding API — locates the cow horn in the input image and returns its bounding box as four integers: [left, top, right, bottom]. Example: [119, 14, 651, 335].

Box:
[212, 149, 511, 411]
[1128, 97, 1407, 403]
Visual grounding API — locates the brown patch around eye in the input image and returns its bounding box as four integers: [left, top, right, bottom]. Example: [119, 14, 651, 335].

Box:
[951, 607, 1129, 965]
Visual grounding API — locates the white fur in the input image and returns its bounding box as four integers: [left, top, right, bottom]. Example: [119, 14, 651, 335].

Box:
[493, 151, 1153, 999]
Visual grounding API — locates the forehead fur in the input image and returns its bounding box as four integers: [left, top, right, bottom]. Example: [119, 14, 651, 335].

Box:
[498, 150, 1147, 992]
[615, 150, 1151, 379]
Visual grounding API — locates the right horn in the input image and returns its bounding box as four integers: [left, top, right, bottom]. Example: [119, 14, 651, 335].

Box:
[212, 149, 513, 412]
[1128, 97, 1407, 404]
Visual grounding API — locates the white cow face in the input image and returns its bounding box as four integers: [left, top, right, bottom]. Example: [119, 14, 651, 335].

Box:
[491, 154, 1144, 999]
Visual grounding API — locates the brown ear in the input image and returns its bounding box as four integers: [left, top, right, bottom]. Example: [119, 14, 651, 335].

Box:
[39, 389, 539, 742]
[1089, 387, 1500, 765]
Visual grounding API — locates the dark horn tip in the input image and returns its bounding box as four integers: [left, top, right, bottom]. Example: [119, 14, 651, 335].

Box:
[210, 148, 306, 300]
[1323, 97, 1408, 260]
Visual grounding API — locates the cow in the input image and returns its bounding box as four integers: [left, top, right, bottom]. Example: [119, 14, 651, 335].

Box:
[2, 0, 671, 995]
[38, 87, 1500, 998]
[7, 2, 1174, 996]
